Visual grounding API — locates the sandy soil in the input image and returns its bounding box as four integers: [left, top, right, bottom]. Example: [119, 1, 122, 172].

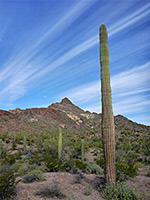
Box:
[16, 172, 103, 200]
[16, 169, 150, 200]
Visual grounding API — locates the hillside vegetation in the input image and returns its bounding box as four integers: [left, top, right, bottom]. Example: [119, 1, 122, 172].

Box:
[0, 98, 150, 199]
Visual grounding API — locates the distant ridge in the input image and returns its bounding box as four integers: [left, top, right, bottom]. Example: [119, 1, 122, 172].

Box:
[0, 98, 149, 134]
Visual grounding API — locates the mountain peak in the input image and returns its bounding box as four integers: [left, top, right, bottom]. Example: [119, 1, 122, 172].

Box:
[61, 97, 73, 105]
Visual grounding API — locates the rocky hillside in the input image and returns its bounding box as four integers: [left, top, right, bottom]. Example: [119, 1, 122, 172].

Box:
[0, 97, 150, 134]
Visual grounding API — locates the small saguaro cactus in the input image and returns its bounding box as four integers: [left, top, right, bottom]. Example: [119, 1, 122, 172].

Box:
[58, 128, 62, 160]
[99, 24, 116, 183]
[24, 135, 26, 151]
[81, 139, 84, 162]
[0, 139, 3, 157]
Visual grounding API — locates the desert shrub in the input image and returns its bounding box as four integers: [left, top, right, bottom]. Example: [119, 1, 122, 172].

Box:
[102, 181, 142, 200]
[92, 138, 102, 149]
[142, 143, 150, 156]
[2, 154, 16, 165]
[6, 139, 10, 144]
[61, 159, 76, 172]
[22, 169, 46, 183]
[12, 143, 17, 150]
[44, 155, 64, 172]
[74, 159, 87, 170]
[84, 185, 93, 196]
[44, 153, 76, 172]
[116, 162, 139, 181]
[28, 152, 43, 165]
[146, 169, 150, 177]
[11, 162, 22, 172]
[17, 165, 29, 175]
[0, 166, 19, 200]
[72, 173, 84, 184]
[14, 134, 23, 144]
[2, 152, 22, 166]
[0, 147, 7, 158]
[17, 163, 47, 176]
[92, 177, 106, 191]
[27, 141, 31, 146]
[66, 193, 76, 200]
[95, 157, 105, 168]
[84, 162, 103, 175]
[34, 180, 66, 199]
[72, 141, 89, 159]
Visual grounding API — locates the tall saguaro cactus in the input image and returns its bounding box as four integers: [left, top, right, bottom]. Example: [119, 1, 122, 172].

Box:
[0, 139, 3, 157]
[99, 24, 116, 183]
[81, 139, 84, 162]
[58, 128, 62, 160]
[24, 135, 26, 152]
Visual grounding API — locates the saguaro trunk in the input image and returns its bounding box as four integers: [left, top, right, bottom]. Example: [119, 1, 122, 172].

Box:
[58, 128, 62, 160]
[99, 24, 116, 183]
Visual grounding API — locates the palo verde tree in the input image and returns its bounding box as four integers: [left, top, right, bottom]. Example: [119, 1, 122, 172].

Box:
[99, 24, 116, 183]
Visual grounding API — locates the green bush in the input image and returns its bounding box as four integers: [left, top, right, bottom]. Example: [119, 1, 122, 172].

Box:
[0, 166, 19, 200]
[6, 139, 10, 144]
[22, 169, 46, 183]
[73, 173, 84, 184]
[44, 154, 77, 172]
[17, 165, 29, 175]
[17, 163, 47, 176]
[2, 154, 16, 165]
[2, 152, 22, 166]
[0, 147, 7, 158]
[102, 182, 143, 200]
[28, 153, 43, 165]
[34, 180, 66, 199]
[142, 143, 150, 156]
[11, 162, 22, 172]
[44, 155, 64, 172]
[84, 162, 103, 175]
[12, 143, 17, 150]
[116, 162, 139, 181]
[95, 158, 104, 168]
[147, 169, 150, 177]
[74, 159, 87, 170]
[84, 185, 93, 196]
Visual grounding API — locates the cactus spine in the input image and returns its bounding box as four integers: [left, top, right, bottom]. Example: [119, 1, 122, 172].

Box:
[81, 139, 84, 162]
[24, 135, 26, 152]
[99, 24, 116, 183]
[0, 139, 3, 157]
[58, 128, 62, 159]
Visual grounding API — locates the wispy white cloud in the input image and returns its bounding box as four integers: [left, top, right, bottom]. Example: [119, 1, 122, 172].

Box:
[108, 3, 150, 36]
[0, 0, 94, 84]
[113, 98, 150, 115]
[0, 63, 38, 105]
[0, 19, 11, 43]
[26, 4, 150, 82]
[0, 1, 149, 120]
[60, 62, 150, 117]
[111, 62, 150, 96]
[0, 1, 95, 104]
[131, 115, 150, 126]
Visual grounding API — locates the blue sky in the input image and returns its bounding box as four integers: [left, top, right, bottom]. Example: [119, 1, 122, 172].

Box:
[0, 0, 150, 125]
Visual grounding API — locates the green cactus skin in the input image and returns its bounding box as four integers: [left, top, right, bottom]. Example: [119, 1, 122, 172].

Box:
[24, 135, 26, 152]
[99, 24, 116, 183]
[0, 139, 3, 157]
[58, 128, 62, 160]
[81, 139, 84, 162]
